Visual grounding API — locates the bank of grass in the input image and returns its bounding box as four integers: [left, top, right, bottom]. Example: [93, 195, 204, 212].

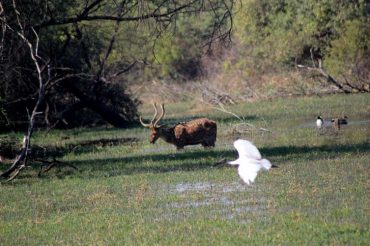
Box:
[1, 93, 369, 245]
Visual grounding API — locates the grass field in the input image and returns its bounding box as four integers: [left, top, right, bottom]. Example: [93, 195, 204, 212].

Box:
[1, 93, 370, 245]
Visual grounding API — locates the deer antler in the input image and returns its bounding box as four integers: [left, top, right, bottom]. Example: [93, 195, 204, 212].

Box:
[153, 103, 165, 127]
[139, 103, 161, 127]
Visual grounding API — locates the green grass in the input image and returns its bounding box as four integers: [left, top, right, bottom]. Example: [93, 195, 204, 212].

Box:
[1, 93, 370, 245]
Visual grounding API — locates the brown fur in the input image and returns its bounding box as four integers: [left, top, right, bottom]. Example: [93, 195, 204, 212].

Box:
[331, 116, 348, 130]
[149, 118, 217, 149]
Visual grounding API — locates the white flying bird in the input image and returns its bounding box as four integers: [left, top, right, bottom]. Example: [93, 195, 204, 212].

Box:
[228, 139, 276, 185]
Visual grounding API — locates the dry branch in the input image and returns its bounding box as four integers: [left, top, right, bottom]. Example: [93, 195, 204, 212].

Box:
[0, 1, 46, 180]
[296, 48, 369, 93]
[35, 158, 78, 177]
[197, 96, 271, 133]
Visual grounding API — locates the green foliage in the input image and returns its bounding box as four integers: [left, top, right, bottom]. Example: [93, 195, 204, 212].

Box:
[231, 0, 369, 72]
[153, 32, 183, 77]
[325, 18, 370, 78]
[1, 0, 236, 130]
[152, 14, 216, 80]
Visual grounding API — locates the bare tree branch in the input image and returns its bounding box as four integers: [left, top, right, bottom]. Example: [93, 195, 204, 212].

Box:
[1, 1, 47, 180]
[96, 1, 126, 79]
[297, 56, 352, 93]
[36, 1, 198, 28]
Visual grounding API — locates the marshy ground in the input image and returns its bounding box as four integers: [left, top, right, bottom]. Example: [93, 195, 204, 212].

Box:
[1, 93, 369, 245]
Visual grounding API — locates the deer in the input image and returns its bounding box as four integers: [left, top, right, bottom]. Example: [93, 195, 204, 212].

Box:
[139, 103, 217, 150]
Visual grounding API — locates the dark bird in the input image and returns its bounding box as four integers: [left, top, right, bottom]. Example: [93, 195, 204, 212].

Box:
[331, 116, 348, 130]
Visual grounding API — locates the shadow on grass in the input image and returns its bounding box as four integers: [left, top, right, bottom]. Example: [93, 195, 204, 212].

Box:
[45, 142, 370, 178]
[261, 142, 370, 159]
[58, 149, 232, 178]
[0, 137, 139, 160]
[1, 141, 369, 180]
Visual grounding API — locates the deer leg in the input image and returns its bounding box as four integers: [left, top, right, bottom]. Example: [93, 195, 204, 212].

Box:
[176, 145, 184, 151]
[202, 139, 215, 148]
[202, 142, 213, 148]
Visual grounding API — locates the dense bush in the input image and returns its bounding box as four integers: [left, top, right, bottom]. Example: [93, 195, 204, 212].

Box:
[0, 1, 233, 130]
[202, 0, 370, 95]
[325, 19, 370, 84]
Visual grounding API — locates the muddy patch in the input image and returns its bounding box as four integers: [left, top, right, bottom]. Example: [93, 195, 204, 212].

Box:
[168, 181, 250, 194]
[159, 181, 268, 222]
[299, 118, 370, 129]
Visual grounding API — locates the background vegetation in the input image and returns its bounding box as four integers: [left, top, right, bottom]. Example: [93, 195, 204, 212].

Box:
[139, 0, 370, 102]
[1, 0, 369, 130]
[0, 0, 233, 130]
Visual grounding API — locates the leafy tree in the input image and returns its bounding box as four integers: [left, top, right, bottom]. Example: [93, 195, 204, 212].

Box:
[325, 18, 370, 89]
[223, 0, 369, 91]
[0, 0, 234, 130]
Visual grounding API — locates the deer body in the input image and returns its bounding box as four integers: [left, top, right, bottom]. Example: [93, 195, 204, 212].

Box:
[164, 118, 217, 149]
[140, 104, 217, 149]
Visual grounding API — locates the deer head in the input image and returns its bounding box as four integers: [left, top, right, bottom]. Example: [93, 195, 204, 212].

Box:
[139, 103, 166, 144]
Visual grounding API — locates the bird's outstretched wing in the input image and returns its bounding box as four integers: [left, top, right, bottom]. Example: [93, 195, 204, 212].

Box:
[238, 160, 262, 184]
[233, 139, 262, 160]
